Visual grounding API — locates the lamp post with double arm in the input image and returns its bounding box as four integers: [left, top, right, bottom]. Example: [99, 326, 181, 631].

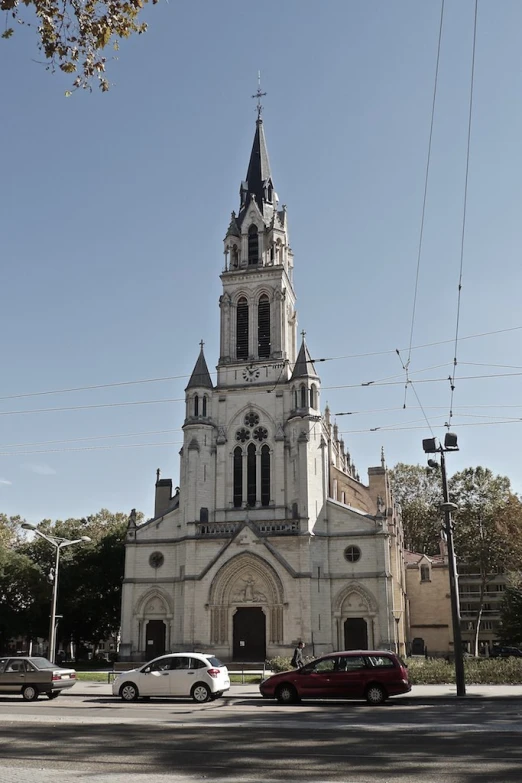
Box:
[21, 523, 91, 663]
[422, 432, 466, 697]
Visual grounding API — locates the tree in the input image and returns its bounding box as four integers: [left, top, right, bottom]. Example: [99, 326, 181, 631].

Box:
[1, 0, 157, 92]
[449, 467, 522, 656]
[498, 581, 522, 647]
[0, 549, 49, 652]
[389, 463, 443, 555]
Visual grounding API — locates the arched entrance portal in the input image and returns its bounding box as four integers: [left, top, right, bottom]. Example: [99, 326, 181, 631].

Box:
[344, 617, 368, 650]
[233, 607, 266, 661]
[209, 553, 284, 660]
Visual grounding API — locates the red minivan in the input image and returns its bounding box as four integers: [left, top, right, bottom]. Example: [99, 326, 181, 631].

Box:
[260, 650, 411, 705]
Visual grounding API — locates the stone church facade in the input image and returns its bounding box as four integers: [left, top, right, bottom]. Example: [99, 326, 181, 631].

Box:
[119, 113, 407, 662]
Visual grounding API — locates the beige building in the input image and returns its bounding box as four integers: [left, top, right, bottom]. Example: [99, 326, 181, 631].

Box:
[118, 112, 408, 663]
[405, 550, 452, 657]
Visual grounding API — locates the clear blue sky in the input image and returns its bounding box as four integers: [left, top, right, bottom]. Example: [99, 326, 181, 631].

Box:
[1, 0, 522, 524]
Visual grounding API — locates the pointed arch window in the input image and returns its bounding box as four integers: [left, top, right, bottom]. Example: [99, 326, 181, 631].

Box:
[310, 384, 317, 409]
[261, 445, 270, 507]
[248, 225, 259, 265]
[202, 395, 208, 417]
[258, 294, 271, 359]
[300, 384, 307, 408]
[233, 447, 243, 508]
[236, 297, 249, 360]
[194, 394, 199, 417]
[247, 443, 257, 507]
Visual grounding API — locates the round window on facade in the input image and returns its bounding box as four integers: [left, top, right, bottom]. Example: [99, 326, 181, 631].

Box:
[344, 546, 361, 563]
[244, 411, 260, 427]
[235, 427, 251, 443]
[149, 552, 164, 569]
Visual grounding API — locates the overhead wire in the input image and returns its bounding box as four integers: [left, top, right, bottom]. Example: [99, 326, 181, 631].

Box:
[447, 0, 478, 429]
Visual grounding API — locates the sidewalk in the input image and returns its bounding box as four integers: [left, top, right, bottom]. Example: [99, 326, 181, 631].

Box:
[69, 681, 522, 700]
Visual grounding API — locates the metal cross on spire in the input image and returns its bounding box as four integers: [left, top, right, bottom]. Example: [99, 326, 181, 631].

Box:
[252, 71, 267, 119]
[200, 339, 205, 349]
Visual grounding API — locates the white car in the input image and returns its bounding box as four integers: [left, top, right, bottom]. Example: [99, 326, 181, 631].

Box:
[112, 653, 230, 703]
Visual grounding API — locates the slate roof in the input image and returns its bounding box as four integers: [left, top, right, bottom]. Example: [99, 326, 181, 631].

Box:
[291, 337, 318, 380]
[185, 345, 213, 390]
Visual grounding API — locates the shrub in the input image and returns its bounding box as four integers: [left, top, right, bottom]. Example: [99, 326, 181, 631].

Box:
[267, 655, 315, 673]
[407, 657, 522, 685]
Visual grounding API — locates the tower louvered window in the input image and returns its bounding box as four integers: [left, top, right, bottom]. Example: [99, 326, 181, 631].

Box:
[247, 443, 256, 507]
[258, 295, 271, 358]
[233, 447, 243, 508]
[236, 297, 249, 360]
[202, 395, 207, 416]
[248, 225, 259, 265]
[300, 384, 307, 408]
[194, 395, 199, 416]
[261, 445, 270, 507]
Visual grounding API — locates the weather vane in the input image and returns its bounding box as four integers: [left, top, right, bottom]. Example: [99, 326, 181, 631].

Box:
[251, 71, 267, 119]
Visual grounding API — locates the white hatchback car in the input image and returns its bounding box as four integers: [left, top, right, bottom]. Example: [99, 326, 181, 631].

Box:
[112, 653, 230, 703]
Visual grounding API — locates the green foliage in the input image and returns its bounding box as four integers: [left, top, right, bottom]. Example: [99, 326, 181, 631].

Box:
[0, 549, 49, 649]
[0, 0, 157, 91]
[499, 585, 522, 646]
[389, 463, 443, 554]
[407, 657, 522, 685]
[267, 655, 314, 673]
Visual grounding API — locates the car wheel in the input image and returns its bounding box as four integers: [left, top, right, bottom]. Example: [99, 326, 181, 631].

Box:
[365, 684, 387, 705]
[22, 685, 39, 702]
[191, 683, 211, 703]
[275, 684, 299, 704]
[120, 682, 139, 702]
[47, 692, 60, 700]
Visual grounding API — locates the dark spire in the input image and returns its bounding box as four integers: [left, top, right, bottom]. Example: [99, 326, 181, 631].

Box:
[291, 332, 318, 380]
[185, 341, 213, 390]
[239, 118, 274, 219]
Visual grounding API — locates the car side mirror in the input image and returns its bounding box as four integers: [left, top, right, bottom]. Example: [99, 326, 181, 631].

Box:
[143, 667, 151, 674]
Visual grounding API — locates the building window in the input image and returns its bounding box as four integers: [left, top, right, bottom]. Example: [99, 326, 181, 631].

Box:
[248, 225, 259, 264]
[310, 384, 317, 409]
[149, 552, 164, 569]
[293, 388, 298, 409]
[261, 445, 270, 506]
[194, 394, 199, 417]
[244, 411, 259, 427]
[344, 546, 361, 563]
[202, 395, 207, 417]
[247, 443, 257, 506]
[420, 565, 430, 582]
[300, 384, 307, 408]
[258, 294, 271, 358]
[199, 507, 208, 523]
[233, 447, 243, 508]
[236, 297, 249, 359]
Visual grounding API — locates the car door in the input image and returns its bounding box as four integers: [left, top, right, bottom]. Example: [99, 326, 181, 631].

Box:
[138, 656, 173, 696]
[0, 659, 27, 694]
[329, 655, 368, 698]
[298, 657, 336, 698]
[168, 656, 195, 697]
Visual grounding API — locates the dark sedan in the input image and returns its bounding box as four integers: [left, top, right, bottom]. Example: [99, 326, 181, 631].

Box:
[0, 656, 77, 700]
[260, 650, 411, 705]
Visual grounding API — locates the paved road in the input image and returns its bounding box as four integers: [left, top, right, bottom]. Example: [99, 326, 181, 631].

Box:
[1, 684, 522, 783]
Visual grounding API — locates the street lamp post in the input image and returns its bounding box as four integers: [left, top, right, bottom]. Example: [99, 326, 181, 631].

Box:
[422, 433, 466, 697]
[21, 524, 91, 663]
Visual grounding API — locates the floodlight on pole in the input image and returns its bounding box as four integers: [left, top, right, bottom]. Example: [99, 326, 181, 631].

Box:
[422, 433, 466, 698]
[21, 523, 91, 663]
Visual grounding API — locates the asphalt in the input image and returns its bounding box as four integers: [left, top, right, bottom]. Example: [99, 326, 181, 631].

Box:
[70, 680, 522, 700]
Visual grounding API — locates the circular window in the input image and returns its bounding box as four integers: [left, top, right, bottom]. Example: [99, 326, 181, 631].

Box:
[253, 426, 268, 442]
[344, 546, 361, 563]
[235, 428, 251, 443]
[149, 552, 164, 569]
[244, 411, 260, 427]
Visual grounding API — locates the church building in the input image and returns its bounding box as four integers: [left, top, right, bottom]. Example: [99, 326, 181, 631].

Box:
[119, 109, 407, 663]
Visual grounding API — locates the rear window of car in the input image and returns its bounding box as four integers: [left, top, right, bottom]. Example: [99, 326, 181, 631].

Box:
[28, 657, 54, 669]
[366, 655, 396, 668]
[206, 656, 224, 668]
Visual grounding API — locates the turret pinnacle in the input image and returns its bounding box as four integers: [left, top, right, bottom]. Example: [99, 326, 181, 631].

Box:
[185, 342, 213, 391]
[291, 333, 318, 380]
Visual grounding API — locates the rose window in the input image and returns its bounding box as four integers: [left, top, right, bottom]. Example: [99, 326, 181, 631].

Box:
[244, 412, 260, 427]
[149, 552, 164, 569]
[253, 426, 268, 442]
[235, 428, 251, 443]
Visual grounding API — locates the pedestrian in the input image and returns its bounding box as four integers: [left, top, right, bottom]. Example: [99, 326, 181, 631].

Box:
[291, 641, 305, 668]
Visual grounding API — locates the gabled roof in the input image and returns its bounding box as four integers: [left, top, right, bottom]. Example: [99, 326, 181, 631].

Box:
[185, 344, 213, 391]
[291, 336, 318, 380]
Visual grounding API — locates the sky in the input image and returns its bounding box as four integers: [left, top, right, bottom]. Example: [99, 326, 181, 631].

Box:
[1, 0, 522, 525]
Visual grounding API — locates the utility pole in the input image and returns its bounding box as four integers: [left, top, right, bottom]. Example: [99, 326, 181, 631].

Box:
[423, 433, 466, 697]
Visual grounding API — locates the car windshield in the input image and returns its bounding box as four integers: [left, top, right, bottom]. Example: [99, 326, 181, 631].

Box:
[206, 656, 224, 668]
[28, 657, 55, 669]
